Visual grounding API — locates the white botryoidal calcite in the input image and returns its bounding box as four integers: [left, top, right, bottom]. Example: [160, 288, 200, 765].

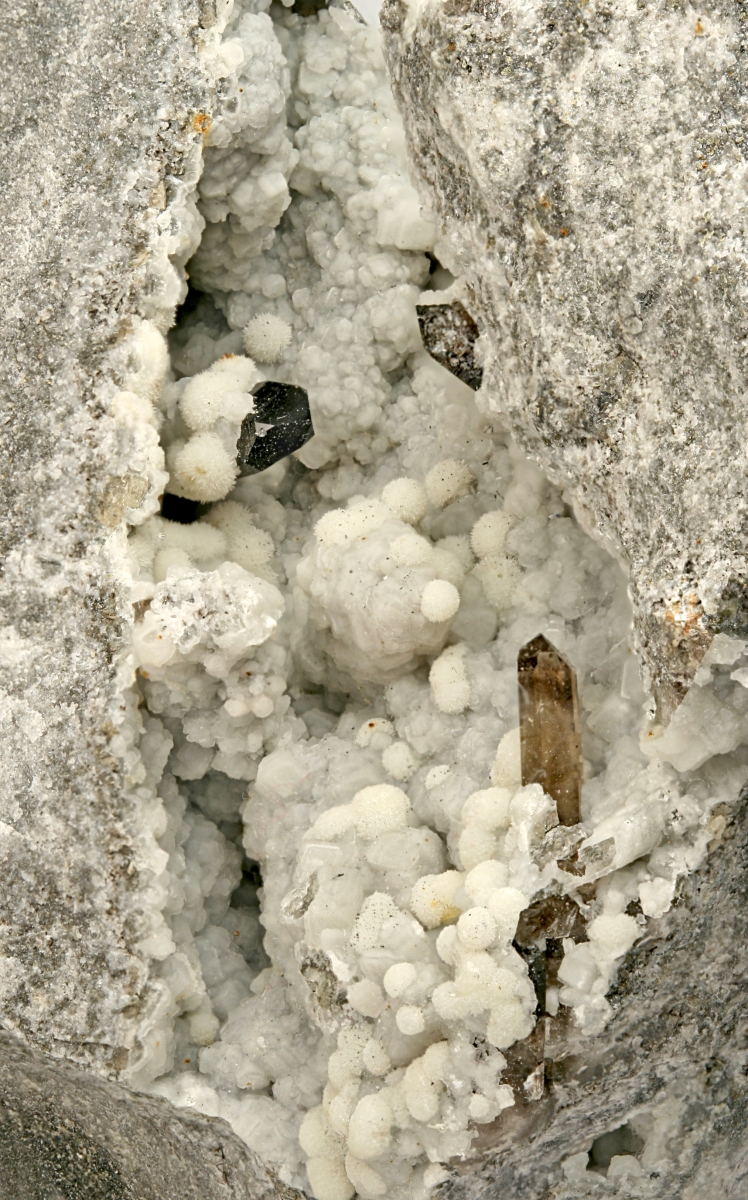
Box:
[429, 643, 470, 714]
[242, 313, 292, 363]
[424, 458, 474, 508]
[169, 355, 260, 503]
[295, 495, 462, 685]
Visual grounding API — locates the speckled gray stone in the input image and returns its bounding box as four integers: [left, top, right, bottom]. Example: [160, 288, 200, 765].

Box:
[0, 0, 207, 1078]
[0, 1027, 302, 1200]
[382, 0, 748, 718]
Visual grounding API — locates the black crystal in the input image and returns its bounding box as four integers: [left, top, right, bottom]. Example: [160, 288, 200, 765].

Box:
[236, 381, 314, 476]
[416, 300, 483, 391]
[160, 493, 199, 524]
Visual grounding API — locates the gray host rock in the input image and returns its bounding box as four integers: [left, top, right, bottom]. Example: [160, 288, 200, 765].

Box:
[382, 0, 748, 719]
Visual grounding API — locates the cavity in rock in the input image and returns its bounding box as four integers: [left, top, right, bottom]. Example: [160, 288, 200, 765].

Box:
[518, 634, 583, 827]
[416, 300, 483, 390]
[236, 382, 313, 476]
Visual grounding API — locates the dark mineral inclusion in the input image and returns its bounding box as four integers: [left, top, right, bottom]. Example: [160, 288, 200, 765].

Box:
[237, 381, 313, 476]
[416, 300, 483, 390]
[518, 634, 583, 827]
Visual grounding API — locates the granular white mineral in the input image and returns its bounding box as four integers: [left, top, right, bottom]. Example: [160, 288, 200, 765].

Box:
[112, 3, 748, 1198]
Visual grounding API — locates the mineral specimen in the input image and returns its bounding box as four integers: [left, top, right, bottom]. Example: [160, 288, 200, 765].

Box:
[518, 635, 582, 828]
[6, 0, 748, 1196]
[382, 0, 748, 718]
[237, 382, 314, 476]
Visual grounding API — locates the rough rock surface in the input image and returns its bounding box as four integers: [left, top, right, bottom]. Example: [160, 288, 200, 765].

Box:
[0, 0, 207, 1076]
[0, 1027, 303, 1200]
[382, 0, 748, 718]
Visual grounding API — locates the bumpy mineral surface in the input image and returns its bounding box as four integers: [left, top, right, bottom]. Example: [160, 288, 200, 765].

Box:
[382, 0, 748, 717]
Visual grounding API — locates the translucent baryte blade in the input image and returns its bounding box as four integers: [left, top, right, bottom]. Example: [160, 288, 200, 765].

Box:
[518, 634, 582, 826]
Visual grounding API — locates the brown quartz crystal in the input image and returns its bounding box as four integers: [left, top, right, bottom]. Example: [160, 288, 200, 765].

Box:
[518, 635, 583, 827]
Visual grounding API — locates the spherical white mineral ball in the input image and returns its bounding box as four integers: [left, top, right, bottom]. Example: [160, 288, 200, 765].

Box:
[383, 961, 417, 998]
[486, 887, 528, 943]
[351, 784, 410, 839]
[470, 510, 513, 559]
[381, 477, 428, 524]
[420, 578, 460, 623]
[242, 312, 292, 363]
[172, 432, 238, 502]
[457, 906, 497, 950]
[425, 459, 475, 508]
[396, 1004, 426, 1035]
[180, 371, 245, 431]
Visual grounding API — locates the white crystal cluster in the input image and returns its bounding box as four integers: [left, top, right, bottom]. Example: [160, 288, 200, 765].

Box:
[113, 2, 748, 1196]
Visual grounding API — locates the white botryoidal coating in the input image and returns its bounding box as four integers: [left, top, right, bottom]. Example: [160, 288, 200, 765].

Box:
[420, 578, 460, 623]
[306, 1158, 354, 1200]
[472, 553, 521, 610]
[172, 432, 238, 502]
[458, 787, 513, 871]
[491, 726, 522, 788]
[181, 372, 248, 431]
[411, 870, 463, 929]
[383, 961, 417, 997]
[242, 313, 293, 363]
[346, 1093, 392, 1160]
[362, 1039, 391, 1076]
[153, 547, 192, 582]
[429, 643, 470, 713]
[381, 740, 417, 780]
[424, 459, 475, 508]
[381, 477, 428, 524]
[396, 1004, 425, 1035]
[205, 500, 275, 576]
[347, 980, 384, 1019]
[314, 500, 389, 548]
[470, 510, 513, 559]
[345, 1155, 387, 1197]
[351, 784, 411, 839]
[457, 906, 497, 950]
[486, 888, 528, 943]
[390, 532, 433, 567]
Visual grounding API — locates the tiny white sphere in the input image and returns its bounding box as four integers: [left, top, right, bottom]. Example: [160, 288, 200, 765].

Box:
[425, 459, 474, 508]
[470, 510, 513, 559]
[381, 477, 428, 524]
[172, 431, 238, 502]
[420, 578, 460, 623]
[396, 1004, 426, 1035]
[242, 313, 292, 363]
[457, 906, 498, 950]
[383, 961, 417, 998]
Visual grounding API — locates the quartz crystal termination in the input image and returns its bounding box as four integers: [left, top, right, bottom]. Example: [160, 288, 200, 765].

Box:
[237, 382, 313, 476]
[518, 635, 582, 828]
[381, 0, 748, 719]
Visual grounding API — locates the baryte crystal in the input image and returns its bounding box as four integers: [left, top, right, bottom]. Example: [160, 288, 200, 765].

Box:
[518, 635, 583, 827]
[236, 382, 313, 476]
[416, 301, 483, 391]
